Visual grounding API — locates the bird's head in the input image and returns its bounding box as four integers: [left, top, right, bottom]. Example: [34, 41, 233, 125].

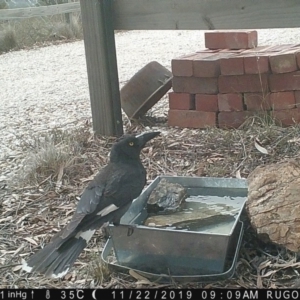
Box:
[110, 131, 160, 162]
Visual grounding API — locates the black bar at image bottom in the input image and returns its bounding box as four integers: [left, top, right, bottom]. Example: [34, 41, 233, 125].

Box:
[0, 289, 299, 300]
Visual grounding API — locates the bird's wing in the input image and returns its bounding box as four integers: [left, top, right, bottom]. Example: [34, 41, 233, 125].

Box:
[101, 164, 146, 207]
[76, 181, 106, 214]
[57, 165, 135, 240]
[58, 181, 108, 240]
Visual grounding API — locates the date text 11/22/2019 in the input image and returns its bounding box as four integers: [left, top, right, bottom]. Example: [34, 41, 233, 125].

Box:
[111, 289, 299, 300]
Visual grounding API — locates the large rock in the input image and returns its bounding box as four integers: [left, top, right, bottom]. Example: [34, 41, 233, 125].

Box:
[146, 178, 187, 214]
[246, 159, 300, 252]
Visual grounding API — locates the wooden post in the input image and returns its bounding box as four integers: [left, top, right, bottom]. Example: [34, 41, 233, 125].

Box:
[80, 0, 123, 136]
[65, 0, 71, 24]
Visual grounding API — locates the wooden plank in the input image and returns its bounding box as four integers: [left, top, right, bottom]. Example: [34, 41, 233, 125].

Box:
[0, 2, 80, 20]
[80, 0, 123, 136]
[113, 0, 300, 30]
[2, 0, 299, 29]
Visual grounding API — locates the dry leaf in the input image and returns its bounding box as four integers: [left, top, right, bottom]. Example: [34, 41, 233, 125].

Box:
[129, 269, 150, 282]
[288, 137, 300, 143]
[257, 273, 263, 288]
[168, 142, 180, 148]
[0, 216, 13, 223]
[80, 175, 94, 183]
[12, 265, 23, 272]
[236, 169, 242, 179]
[209, 157, 224, 162]
[66, 210, 74, 217]
[261, 269, 277, 277]
[55, 164, 64, 192]
[64, 273, 72, 280]
[16, 213, 31, 225]
[150, 146, 154, 156]
[23, 237, 38, 246]
[12, 244, 25, 257]
[254, 138, 269, 155]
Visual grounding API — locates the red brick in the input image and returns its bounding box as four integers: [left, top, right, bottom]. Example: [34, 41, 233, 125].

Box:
[168, 110, 216, 128]
[243, 53, 270, 74]
[218, 111, 254, 129]
[291, 44, 300, 49]
[172, 52, 218, 77]
[205, 30, 258, 50]
[195, 52, 220, 59]
[196, 49, 220, 54]
[296, 51, 300, 69]
[244, 93, 271, 110]
[168, 92, 194, 110]
[172, 76, 218, 94]
[243, 45, 295, 54]
[195, 94, 218, 112]
[271, 109, 300, 126]
[295, 91, 300, 107]
[171, 53, 200, 77]
[218, 74, 269, 93]
[193, 54, 221, 77]
[269, 71, 300, 92]
[273, 45, 295, 51]
[218, 93, 243, 111]
[242, 46, 274, 53]
[269, 92, 295, 110]
[269, 51, 297, 74]
[220, 55, 244, 75]
[220, 49, 246, 54]
[264, 45, 295, 52]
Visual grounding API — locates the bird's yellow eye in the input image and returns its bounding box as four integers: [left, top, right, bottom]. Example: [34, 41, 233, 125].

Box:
[129, 142, 134, 146]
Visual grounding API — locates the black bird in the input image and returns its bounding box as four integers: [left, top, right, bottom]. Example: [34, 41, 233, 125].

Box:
[22, 131, 160, 278]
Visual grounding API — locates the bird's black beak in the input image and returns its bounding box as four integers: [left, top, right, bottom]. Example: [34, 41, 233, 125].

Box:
[136, 131, 160, 148]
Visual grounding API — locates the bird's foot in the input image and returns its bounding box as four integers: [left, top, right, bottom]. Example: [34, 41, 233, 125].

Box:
[127, 224, 137, 236]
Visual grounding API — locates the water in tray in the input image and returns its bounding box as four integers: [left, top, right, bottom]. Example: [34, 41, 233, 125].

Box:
[144, 187, 247, 234]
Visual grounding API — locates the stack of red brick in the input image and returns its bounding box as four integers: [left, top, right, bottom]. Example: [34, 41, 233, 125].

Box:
[168, 30, 300, 128]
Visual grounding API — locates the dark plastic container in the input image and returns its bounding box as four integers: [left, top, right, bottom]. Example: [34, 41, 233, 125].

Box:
[120, 61, 172, 119]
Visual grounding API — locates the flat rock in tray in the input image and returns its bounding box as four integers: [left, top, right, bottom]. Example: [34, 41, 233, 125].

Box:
[144, 204, 233, 230]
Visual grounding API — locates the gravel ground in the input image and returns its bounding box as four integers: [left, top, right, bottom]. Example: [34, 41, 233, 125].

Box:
[1, 28, 300, 183]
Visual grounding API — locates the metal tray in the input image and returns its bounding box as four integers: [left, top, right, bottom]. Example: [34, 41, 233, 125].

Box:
[101, 221, 244, 283]
[101, 176, 247, 282]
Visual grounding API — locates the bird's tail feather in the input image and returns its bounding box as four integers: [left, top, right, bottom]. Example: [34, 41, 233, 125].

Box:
[22, 230, 95, 278]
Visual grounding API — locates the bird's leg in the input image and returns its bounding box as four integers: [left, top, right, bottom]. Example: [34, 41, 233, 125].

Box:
[101, 222, 111, 239]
